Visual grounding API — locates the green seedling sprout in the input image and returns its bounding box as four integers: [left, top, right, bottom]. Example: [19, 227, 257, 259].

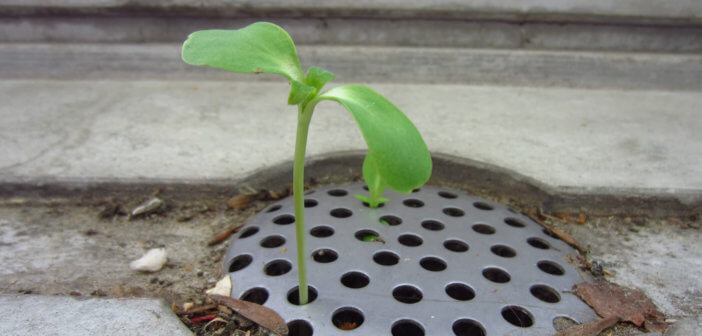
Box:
[182, 22, 432, 305]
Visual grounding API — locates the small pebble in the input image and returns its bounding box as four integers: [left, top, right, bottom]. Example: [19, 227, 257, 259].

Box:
[129, 248, 167, 272]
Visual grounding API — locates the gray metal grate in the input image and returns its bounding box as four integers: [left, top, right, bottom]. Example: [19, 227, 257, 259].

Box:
[224, 183, 596, 335]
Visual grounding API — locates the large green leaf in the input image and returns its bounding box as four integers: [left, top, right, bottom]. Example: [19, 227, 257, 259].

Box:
[311, 85, 432, 193]
[182, 22, 305, 83]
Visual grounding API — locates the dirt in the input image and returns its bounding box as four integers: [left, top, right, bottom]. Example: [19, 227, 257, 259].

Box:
[0, 182, 699, 336]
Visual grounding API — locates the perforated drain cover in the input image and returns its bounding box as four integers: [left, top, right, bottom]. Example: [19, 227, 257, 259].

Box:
[224, 183, 596, 335]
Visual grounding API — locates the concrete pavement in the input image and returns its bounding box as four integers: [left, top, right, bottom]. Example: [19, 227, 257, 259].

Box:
[0, 295, 193, 336]
[1, 79, 700, 211]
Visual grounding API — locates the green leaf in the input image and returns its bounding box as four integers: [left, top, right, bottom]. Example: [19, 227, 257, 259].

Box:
[353, 194, 389, 208]
[304, 66, 336, 92]
[182, 22, 304, 82]
[361, 154, 388, 208]
[288, 80, 316, 105]
[311, 85, 432, 193]
[362, 234, 379, 242]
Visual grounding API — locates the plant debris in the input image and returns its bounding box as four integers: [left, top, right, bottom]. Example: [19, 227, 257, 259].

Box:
[526, 209, 586, 254]
[226, 194, 255, 210]
[209, 294, 288, 335]
[97, 198, 125, 219]
[129, 197, 166, 219]
[208, 223, 245, 246]
[553, 316, 619, 336]
[573, 280, 668, 332]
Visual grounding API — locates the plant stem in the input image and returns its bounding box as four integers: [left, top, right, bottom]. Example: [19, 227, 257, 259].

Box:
[293, 105, 313, 305]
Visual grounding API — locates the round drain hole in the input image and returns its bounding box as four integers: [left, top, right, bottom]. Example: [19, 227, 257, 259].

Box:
[444, 239, 469, 252]
[332, 307, 364, 330]
[273, 214, 295, 225]
[362, 201, 385, 208]
[238, 226, 259, 239]
[240, 287, 268, 305]
[538, 260, 565, 275]
[287, 286, 318, 305]
[260, 235, 285, 248]
[420, 256, 447, 271]
[482, 267, 511, 283]
[304, 199, 318, 208]
[438, 191, 457, 199]
[527, 237, 550, 249]
[327, 189, 348, 197]
[287, 320, 313, 336]
[355, 229, 379, 242]
[379, 215, 402, 226]
[421, 219, 445, 231]
[330, 208, 353, 218]
[393, 284, 423, 304]
[445, 283, 475, 301]
[340, 271, 370, 289]
[228, 254, 252, 272]
[398, 233, 423, 247]
[403, 199, 425, 208]
[392, 319, 424, 336]
[310, 225, 334, 238]
[490, 244, 516, 258]
[530, 284, 561, 303]
[472, 224, 496, 235]
[501, 305, 534, 327]
[443, 207, 465, 217]
[504, 217, 526, 228]
[264, 259, 292, 276]
[266, 205, 282, 213]
[452, 319, 486, 336]
[373, 250, 400, 266]
[312, 248, 338, 263]
[473, 202, 493, 210]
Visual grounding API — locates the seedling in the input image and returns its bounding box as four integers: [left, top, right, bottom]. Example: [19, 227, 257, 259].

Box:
[182, 22, 431, 305]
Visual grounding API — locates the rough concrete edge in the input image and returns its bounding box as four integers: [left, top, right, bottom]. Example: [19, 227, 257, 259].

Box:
[2, 2, 702, 25]
[3, 44, 702, 91]
[0, 151, 699, 219]
[0, 294, 192, 336]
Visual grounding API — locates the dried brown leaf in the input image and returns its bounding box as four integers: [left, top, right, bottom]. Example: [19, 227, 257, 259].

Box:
[576, 214, 587, 225]
[553, 316, 619, 336]
[208, 223, 244, 246]
[210, 294, 288, 335]
[573, 280, 667, 332]
[554, 213, 571, 221]
[227, 194, 254, 210]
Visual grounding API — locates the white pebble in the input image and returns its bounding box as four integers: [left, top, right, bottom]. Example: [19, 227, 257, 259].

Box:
[129, 248, 167, 272]
[206, 275, 232, 297]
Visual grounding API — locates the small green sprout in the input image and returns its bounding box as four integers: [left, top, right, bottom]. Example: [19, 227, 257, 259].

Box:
[182, 22, 431, 305]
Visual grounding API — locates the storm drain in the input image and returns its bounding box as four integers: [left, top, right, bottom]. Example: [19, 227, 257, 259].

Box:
[224, 183, 597, 335]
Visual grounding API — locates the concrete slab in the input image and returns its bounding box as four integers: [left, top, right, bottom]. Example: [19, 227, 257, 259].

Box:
[561, 219, 702, 317]
[0, 294, 193, 336]
[0, 80, 700, 199]
[3, 17, 702, 53]
[2, 44, 702, 90]
[4, 0, 702, 23]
